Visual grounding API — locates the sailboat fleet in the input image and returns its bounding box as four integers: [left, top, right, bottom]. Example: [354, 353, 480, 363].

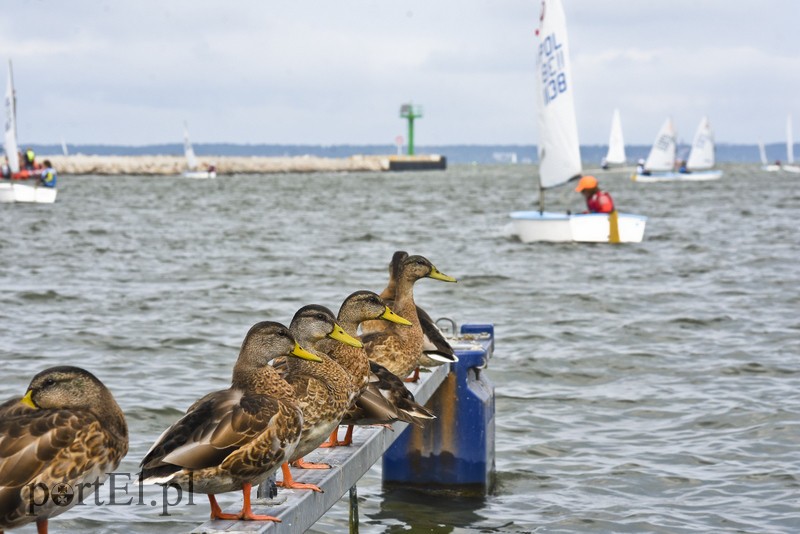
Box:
[0, 12, 794, 228]
[631, 116, 723, 182]
[508, 0, 647, 243]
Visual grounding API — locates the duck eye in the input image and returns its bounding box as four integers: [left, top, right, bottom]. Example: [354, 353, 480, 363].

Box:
[44, 378, 56, 387]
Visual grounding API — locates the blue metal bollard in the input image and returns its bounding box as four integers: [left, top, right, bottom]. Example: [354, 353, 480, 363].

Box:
[382, 323, 495, 495]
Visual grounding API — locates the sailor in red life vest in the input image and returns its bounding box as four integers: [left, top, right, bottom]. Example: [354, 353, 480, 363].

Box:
[575, 175, 615, 213]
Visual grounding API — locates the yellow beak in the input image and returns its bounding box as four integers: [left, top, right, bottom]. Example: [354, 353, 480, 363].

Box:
[428, 266, 457, 283]
[381, 306, 412, 326]
[20, 390, 36, 409]
[291, 342, 323, 362]
[329, 324, 363, 348]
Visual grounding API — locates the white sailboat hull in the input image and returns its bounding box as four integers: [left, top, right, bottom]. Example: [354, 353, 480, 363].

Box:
[781, 164, 800, 174]
[181, 170, 217, 179]
[632, 170, 723, 182]
[0, 181, 14, 203]
[12, 182, 58, 203]
[509, 211, 647, 243]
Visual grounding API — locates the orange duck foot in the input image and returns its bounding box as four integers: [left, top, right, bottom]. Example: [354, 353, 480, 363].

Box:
[208, 484, 282, 522]
[318, 428, 343, 448]
[340, 425, 355, 446]
[275, 463, 324, 493]
[292, 457, 331, 469]
[403, 367, 421, 382]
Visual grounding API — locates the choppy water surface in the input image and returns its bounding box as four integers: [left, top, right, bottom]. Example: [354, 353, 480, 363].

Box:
[1, 164, 798, 533]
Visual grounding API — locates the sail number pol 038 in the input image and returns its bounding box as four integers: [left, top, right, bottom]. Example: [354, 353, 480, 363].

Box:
[539, 33, 567, 105]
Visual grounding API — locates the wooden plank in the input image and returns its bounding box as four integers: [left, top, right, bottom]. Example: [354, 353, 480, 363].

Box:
[192, 363, 450, 533]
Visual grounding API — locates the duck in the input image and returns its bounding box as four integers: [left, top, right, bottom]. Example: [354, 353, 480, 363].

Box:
[314, 290, 435, 447]
[364, 251, 459, 371]
[0, 366, 128, 534]
[275, 305, 363, 492]
[139, 321, 321, 522]
[361, 254, 457, 382]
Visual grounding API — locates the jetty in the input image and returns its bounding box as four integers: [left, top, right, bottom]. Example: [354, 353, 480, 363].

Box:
[193, 323, 494, 533]
[40, 154, 446, 175]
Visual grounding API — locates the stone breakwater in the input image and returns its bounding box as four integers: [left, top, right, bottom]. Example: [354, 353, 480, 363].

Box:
[40, 154, 444, 175]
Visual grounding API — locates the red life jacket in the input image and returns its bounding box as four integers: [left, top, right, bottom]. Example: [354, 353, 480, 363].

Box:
[587, 190, 615, 213]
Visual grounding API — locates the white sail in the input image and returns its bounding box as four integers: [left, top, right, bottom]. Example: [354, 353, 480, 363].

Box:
[605, 108, 626, 165]
[787, 114, 794, 164]
[686, 116, 715, 170]
[644, 117, 676, 172]
[535, 0, 581, 190]
[183, 122, 198, 171]
[4, 60, 19, 173]
[758, 141, 768, 165]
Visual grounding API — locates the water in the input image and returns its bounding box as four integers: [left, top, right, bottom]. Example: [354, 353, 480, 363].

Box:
[1, 164, 798, 533]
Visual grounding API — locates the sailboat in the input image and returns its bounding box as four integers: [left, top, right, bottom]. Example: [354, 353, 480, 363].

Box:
[0, 60, 16, 203]
[603, 108, 626, 167]
[509, 0, 646, 243]
[758, 141, 780, 172]
[783, 115, 800, 174]
[1, 59, 56, 203]
[632, 117, 722, 182]
[181, 122, 216, 179]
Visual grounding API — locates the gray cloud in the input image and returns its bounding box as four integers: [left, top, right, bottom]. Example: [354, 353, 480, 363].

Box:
[2, 0, 798, 145]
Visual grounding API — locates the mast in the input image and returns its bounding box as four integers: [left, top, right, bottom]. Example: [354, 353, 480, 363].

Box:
[8, 59, 16, 140]
[534, 0, 582, 211]
[538, 176, 545, 212]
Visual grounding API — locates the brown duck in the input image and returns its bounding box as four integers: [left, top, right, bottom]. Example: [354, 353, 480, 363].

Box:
[0, 366, 128, 534]
[315, 290, 434, 447]
[362, 254, 457, 381]
[139, 321, 321, 522]
[275, 305, 362, 492]
[365, 251, 459, 371]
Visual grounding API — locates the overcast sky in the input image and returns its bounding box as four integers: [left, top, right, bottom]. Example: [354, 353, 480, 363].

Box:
[2, 0, 799, 146]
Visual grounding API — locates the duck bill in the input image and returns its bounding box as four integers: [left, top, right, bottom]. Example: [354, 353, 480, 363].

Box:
[381, 306, 412, 326]
[329, 324, 363, 348]
[291, 342, 323, 362]
[20, 390, 36, 409]
[428, 266, 457, 283]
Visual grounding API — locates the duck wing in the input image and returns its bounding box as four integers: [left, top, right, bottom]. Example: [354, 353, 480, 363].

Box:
[0, 402, 92, 487]
[140, 389, 284, 477]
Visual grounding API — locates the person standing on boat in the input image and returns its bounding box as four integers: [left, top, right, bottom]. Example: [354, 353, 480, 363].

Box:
[635, 158, 650, 176]
[575, 175, 614, 214]
[39, 160, 57, 188]
[24, 147, 36, 169]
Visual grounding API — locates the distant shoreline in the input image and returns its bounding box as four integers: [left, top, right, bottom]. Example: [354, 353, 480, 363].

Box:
[22, 142, 777, 165]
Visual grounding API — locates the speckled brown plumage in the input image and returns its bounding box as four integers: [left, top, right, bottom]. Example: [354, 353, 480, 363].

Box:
[0, 366, 128, 533]
[139, 321, 319, 521]
[315, 291, 434, 443]
[363, 251, 458, 368]
[362, 254, 457, 380]
[280, 305, 359, 463]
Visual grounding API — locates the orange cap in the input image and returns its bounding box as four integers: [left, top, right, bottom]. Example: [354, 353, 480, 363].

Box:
[575, 175, 598, 192]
